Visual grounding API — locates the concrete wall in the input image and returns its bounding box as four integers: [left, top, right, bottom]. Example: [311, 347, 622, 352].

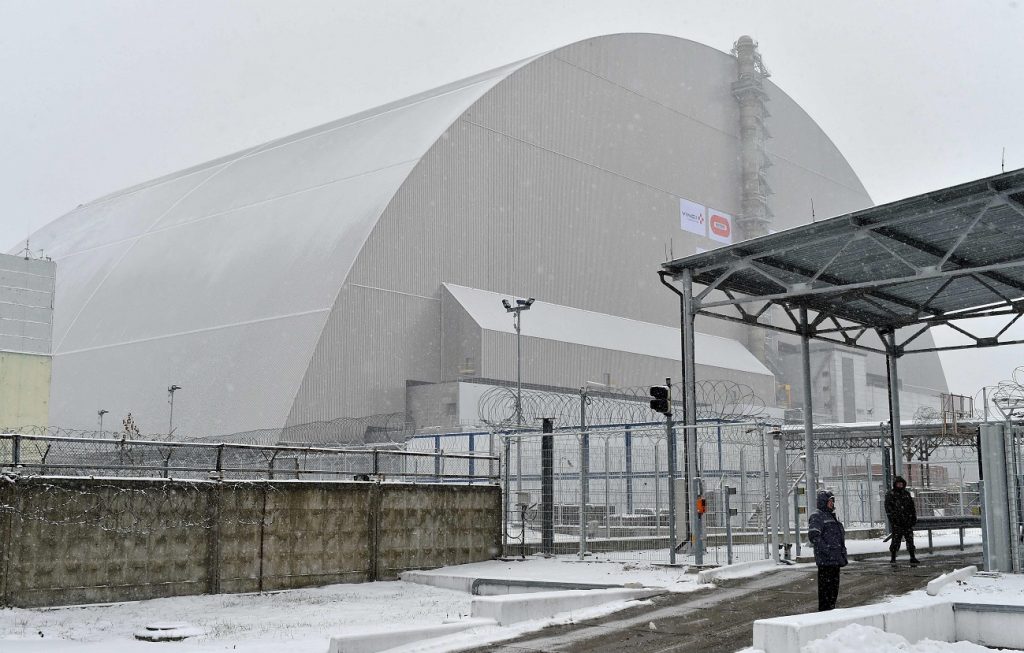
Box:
[0, 477, 500, 608]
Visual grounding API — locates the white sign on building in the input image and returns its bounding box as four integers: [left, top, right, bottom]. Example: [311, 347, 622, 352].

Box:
[679, 198, 706, 236]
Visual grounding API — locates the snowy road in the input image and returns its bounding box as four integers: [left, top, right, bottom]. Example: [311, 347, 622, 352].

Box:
[467, 550, 985, 653]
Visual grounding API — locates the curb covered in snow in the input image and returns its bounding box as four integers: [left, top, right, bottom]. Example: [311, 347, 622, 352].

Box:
[926, 565, 978, 596]
[328, 618, 496, 653]
[471, 587, 664, 625]
[328, 587, 663, 652]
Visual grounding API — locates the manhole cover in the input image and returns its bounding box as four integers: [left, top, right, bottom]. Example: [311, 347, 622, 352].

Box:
[134, 622, 204, 642]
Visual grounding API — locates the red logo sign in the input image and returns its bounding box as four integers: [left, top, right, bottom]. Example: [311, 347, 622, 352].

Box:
[710, 214, 731, 238]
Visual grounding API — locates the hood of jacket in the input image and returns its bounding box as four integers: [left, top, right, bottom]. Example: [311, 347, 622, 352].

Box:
[816, 490, 834, 511]
[893, 475, 908, 490]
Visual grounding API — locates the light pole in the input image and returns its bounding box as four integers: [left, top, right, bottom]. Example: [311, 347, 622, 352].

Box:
[168, 385, 182, 436]
[501, 297, 534, 428]
[97, 409, 108, 433]
[502, 297, 534, 502]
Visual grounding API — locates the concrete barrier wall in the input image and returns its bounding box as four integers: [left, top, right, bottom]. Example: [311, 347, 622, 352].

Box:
[0, 477, 500, 607]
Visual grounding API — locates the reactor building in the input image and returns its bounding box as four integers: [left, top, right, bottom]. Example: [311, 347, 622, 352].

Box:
[14, 34, 947, 441]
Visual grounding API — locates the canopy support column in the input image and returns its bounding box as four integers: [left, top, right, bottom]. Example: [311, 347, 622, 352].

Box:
[886, 330, 904, 479]
[800, 307, 816, 500]
[681, 268, 702, 566]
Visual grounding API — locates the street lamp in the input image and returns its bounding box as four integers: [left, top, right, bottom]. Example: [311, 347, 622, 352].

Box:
[97, 409, 109, 433]
[168, 385, 182, 436]
[501, 297, 534, 428]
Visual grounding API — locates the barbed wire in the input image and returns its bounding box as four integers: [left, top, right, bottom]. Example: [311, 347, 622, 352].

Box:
[2, 412, 415, 447]
[3, 380, 768, 450]
[0, 474, 276, 534]
[476, 380, 767, 430]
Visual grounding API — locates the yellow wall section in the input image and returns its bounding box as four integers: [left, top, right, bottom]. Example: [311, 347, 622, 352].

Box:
[0, 351, 52, 427]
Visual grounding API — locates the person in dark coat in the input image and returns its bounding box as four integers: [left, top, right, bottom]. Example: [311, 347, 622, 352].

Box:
[885, 475, 918, 564]
[807, 490, 847, 611]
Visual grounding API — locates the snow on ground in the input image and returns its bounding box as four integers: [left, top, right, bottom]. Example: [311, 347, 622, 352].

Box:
[799, 623, 1013, 652]
[0, 581, 472, 653]
[738, 567, 1024, 653]
[0, 533, 991, 653]
[844, 529, 982, 556]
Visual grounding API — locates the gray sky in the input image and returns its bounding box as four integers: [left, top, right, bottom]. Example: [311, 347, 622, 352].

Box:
[3, 0, 1023, 397]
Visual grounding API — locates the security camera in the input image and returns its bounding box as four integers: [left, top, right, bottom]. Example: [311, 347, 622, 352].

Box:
[502, 299, 512, 309]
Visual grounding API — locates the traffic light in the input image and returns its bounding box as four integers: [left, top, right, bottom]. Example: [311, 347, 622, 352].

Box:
[649, 385, 671, 415]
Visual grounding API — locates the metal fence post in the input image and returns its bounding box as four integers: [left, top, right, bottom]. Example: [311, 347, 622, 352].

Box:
[979, 478, 991, 569]
[666, 407, 677, 565]
[865, 454, 874, 526]
[841, 454, 849, 524]
[604, 435, 611, 542]
[12, 433, 20, 467]
[578, 428, 587, 559]
[763, 428, 774, 560]
[654, 445, 661, 536]
[739, 448, 747, 535]
[625, 426, 634, 514]
[579, 388, 590, 560]
[725, 485, 735, 565]
[777, 438, 791, 560]
[793, 484, 801, 558]
[434, 436, 441, 479]
[541, 420, 554, 556]
[503, 436, 510, 553]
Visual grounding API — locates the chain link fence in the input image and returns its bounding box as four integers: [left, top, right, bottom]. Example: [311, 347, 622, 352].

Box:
[469, 421, 772, 565]
[3, 419, 990, 569]
[775, 436, 982, 560]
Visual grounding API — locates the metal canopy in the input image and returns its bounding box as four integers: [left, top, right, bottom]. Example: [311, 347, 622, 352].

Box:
[659, 168, 1024, 564]
[662, 168, 1024, 356]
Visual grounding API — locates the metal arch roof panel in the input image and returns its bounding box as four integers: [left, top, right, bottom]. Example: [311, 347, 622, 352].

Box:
[20, 54, 542, 434]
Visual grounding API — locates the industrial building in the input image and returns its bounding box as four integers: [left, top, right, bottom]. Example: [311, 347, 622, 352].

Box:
[0, 252, 54, 427]
[15, 33, 947, 441]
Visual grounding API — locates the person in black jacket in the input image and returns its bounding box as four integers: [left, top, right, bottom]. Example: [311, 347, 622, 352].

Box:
[807, 490, 848, 611]
[885, 475, 919, 564]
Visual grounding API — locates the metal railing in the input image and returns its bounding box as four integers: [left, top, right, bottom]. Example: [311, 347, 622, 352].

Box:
[0, 433, 499, 483]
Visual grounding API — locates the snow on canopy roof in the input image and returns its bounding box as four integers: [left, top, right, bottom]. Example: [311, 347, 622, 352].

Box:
[443, 283, 773, 377]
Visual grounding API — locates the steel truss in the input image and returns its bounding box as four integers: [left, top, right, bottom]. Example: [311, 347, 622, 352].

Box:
[671, 170, 1024, 358]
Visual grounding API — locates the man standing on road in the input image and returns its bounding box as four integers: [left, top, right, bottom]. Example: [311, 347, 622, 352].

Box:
[885, 475, 919, 565]
[808, 490, 848, 611]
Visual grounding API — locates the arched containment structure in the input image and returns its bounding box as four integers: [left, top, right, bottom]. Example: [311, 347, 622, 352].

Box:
[20, 34, 946, 439]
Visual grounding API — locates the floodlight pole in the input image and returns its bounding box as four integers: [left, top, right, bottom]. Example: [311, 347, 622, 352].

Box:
[515, 309, 523, 428]
[502, 297, 534, 499]
[501, 298, 534, 429]
[97, 408, 109, 433]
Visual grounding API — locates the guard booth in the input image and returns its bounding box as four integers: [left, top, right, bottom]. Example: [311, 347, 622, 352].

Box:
[659, 168, 1024, 571]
